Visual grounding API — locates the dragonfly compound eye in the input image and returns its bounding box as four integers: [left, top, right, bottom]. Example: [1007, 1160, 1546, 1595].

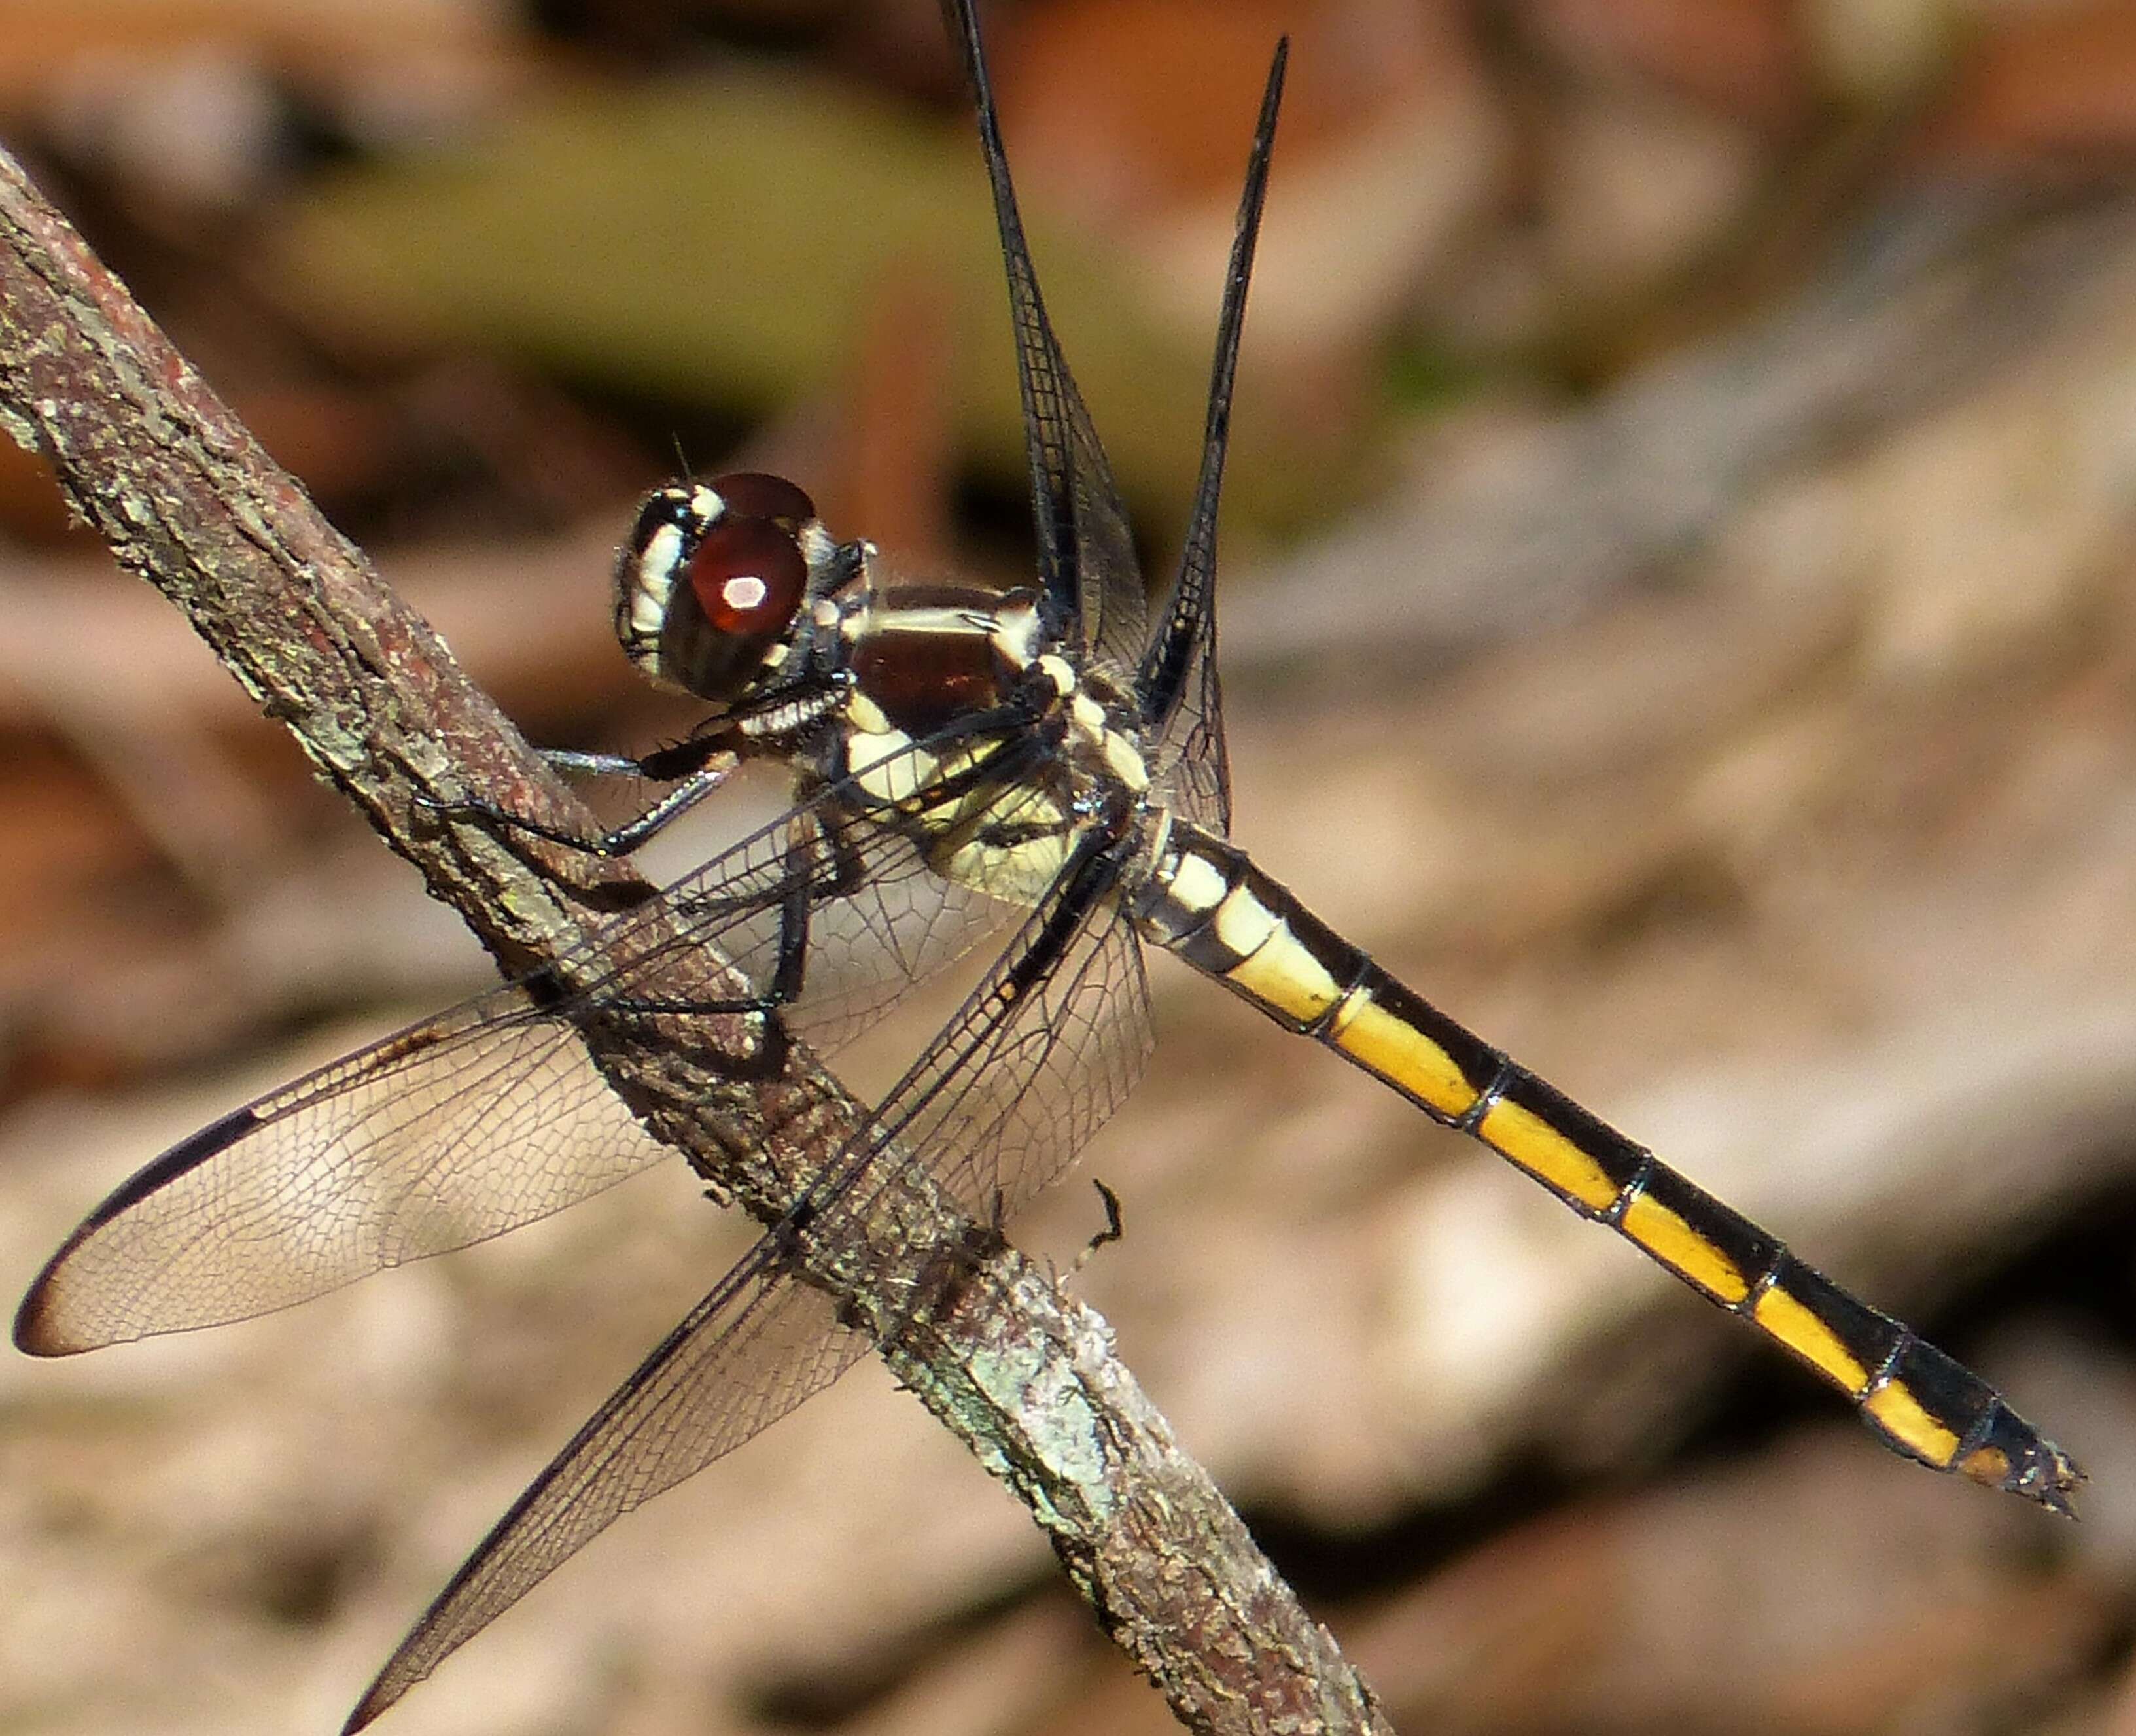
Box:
[615, 480, 816, 702]
[688, 517, 807, 641]
[705, 470, 815, 528]
[648, 513, 807, 702]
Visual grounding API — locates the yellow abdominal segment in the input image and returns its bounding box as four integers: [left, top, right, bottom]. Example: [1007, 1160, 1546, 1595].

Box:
[1752, 1285, 1869, 1392]
[1619, 1193, 1750, 1303]
[1326, 992, 1480, 1119]
[1138, 820, 2081, 1513]
[1225, 922, 1344, 1026]
[1475, 1098, 1621, 1212]
[1865, 1380, 1961, 1467]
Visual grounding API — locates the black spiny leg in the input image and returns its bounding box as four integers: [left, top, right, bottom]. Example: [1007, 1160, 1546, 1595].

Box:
[762, 812, 818, 1011]
[585, 805, 859, 1077]
[422, 737, 741, 858]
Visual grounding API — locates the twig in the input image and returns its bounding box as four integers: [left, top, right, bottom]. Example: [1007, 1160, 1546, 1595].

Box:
[0, 144, 1390, 1733]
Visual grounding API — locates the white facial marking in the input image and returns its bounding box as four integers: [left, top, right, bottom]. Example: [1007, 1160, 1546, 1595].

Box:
[640, 521, 683, 576]
[629, 525, 684, 637]
[1036, 654, 1077, 698]
[690, 484, 724, 523]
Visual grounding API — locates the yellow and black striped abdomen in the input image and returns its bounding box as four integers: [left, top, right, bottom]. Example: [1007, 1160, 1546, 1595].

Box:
[1130, 820, 2080, 1513]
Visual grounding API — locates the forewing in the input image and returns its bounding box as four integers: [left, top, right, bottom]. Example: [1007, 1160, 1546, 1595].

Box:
[345, 841, 1153, 1727]
[939, 0, 1149, 673]
[16, 729, 1040, 1356]
[16, 984, 668, 1355]
[1137, 41, 1287, 835]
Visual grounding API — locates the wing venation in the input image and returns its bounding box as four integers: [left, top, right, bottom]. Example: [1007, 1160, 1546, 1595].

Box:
[16, 725, 1044, 1355]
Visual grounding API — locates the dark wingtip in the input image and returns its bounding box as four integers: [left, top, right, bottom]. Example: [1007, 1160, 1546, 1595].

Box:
[13, 1272, 68, 1357]
[341, 1676, 396, 1735]
[14, 1232, 102, 1357]
[10, 1105, 262, 1358]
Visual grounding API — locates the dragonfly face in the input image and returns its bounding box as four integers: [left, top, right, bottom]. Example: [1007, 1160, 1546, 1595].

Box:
[615, 470, 843, 704]
[13, 0, 2079, 1729]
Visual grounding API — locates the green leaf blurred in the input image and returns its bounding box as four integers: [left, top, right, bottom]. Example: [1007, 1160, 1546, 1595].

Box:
[275, 67, 1306, 531]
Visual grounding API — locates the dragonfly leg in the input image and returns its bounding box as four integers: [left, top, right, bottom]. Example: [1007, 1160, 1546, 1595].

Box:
[579, 808, 861, 1076]
[419, 738, 739, 857]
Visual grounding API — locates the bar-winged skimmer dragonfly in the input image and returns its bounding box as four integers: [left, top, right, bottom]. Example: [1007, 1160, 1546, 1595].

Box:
[16, 0, 2082, 1726]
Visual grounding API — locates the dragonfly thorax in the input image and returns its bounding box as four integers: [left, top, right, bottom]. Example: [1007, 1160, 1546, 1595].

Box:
[827, 578, 1155, 904]
[843, 582, 1044, 738]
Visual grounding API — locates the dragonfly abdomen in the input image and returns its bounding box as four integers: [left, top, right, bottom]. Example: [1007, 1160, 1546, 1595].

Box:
[1131, 818, 2082, 1513]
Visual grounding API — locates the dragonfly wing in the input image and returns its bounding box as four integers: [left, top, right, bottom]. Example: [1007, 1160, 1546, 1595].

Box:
[344, 1239, 869, 1733]
[17, 727, 1039, 1355]
[14, 983, 668, 1355]
[1062, 367, 1155, 683]
[939, 0, 1149, 674]
[873, 856, 1154, 1223]
[1138, 41, 1287, 836]
[348, 837, 1153, 1727]
[637, 757, 1033, 1061]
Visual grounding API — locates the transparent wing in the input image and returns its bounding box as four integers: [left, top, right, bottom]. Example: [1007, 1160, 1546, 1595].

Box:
[345, 840, 1154, 1730]
[15, 727, 1051, 1356]
[16, 984, 673, 1356]
[344, 1241, 867, 1733]
[939, 0, 1149, 675]
[1138, 41, 1287, 836]
[871, 856, 1153, 1220]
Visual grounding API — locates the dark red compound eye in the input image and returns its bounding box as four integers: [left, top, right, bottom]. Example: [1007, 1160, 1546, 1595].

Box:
[709, 471, 815, 527]
[686, 516, 808, 640]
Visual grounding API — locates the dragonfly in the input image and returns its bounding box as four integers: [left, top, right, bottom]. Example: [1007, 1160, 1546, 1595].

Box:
[17, 1, 2082, 1728]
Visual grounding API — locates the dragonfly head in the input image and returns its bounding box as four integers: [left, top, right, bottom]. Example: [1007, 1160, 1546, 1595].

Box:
[614, 472, 854, 704]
